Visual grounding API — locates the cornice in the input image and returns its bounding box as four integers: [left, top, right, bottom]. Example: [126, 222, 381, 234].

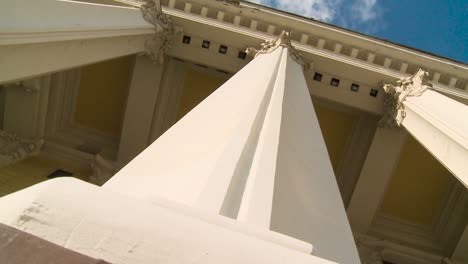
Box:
[158, 0, 468, 100]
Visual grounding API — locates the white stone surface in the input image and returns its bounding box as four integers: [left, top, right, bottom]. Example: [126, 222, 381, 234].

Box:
[105, 46, 359, 263]
[0, 178, 329, 264]
[0, 0, 152, 84]
[402, 89, 468, 187]
[0, 0, 151, 44]
[117, 56, 164, 164]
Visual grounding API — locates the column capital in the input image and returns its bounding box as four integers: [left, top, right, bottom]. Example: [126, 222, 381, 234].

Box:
[379, 69, 432, 128]
[140, 0, 178, 64]
[246, 31, 311, 71]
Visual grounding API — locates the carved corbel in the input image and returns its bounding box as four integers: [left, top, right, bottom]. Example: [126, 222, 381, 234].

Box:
[140, 0, 180, 64]
[378, 69, 432, 128]
[246, 30, 311, 71]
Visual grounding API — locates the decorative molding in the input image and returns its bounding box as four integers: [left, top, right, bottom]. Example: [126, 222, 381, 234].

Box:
[0, 130, 44, 167]
[379, 69, 432, 128]
[246, 30, 310, 71]
[140, 0, 177, 63]
[160, 0, 468, 100]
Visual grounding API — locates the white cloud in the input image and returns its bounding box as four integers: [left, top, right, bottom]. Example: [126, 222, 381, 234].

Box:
[351, 0, 379, 22]
[250, 0, 341, 22]
[277, 0, 341, 22]
[248, 0, 383, 33]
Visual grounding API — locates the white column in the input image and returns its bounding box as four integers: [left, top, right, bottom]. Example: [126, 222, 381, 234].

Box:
[335, 115, 378, 207]
[0, 0, 153, 84]
[44, 69, 81, 138]
[380, 70, 468, 188]
[347, 127, 407, 233]
[105, 32, 359, 264]
[148, 59, 187, 142]
[117, 56, 165, 165]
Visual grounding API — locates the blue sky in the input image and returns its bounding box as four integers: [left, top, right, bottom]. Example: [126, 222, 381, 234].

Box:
[247, 0, 468, 63]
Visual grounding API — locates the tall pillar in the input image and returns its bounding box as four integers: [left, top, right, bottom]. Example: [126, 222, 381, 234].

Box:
[347, 127, 407, 233]
[105, 31, 359, 264]
[148, 58, 187, 142]
[379, 70, 468, 188]
[336, 115, 378, 207]
[0, 0, 154, 84]
[117, 56, 165, 165]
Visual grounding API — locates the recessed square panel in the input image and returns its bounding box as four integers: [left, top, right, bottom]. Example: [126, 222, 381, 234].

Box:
[238, 51, 247, 60]
[330, 78, 340, 87]
[350, 83, 360, 92]
[370, 88, 379, 97]
[182, 35, 191, 44]
[219, 45, 228, 54]
[202, 40, 210, 49]
[313, 72, 322, 82]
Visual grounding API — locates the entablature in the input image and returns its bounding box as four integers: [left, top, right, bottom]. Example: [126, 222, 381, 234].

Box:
[151, 0, 468, 101]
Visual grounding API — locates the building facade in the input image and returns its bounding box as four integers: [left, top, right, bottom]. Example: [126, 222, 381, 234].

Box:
[0, 0, 468, 263]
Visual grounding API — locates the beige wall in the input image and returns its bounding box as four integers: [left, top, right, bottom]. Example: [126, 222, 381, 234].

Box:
[381, 135, 453, 225]
[176, 68, 229, 120]
[74, 55, 134, 137]
[313, 103, 356, 173]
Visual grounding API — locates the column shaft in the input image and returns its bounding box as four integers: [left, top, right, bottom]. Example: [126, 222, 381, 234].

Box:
[117, 56, 164, 165]
[347, 128, 407, 233]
